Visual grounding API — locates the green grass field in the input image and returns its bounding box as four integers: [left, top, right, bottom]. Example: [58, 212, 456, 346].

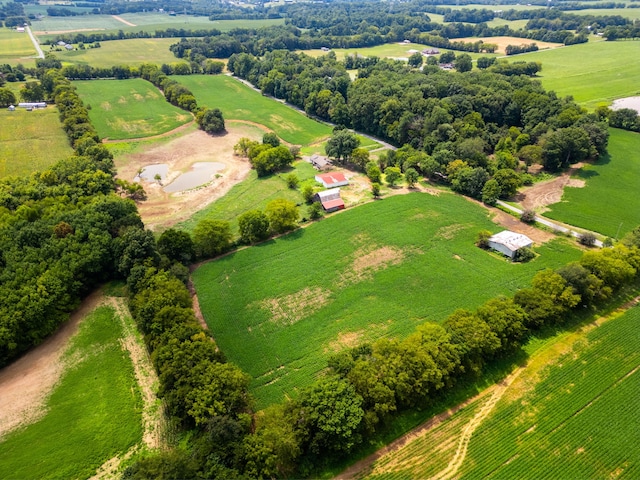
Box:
[33, 15, 284, 41]
[0, 306, 143, 480]
[55, 38, 181, 67]
[175, 74, 332, 145]
[544, 129, 640, 239]
[177, 157, 319, 234]
[459, 305, 640, 479]
[74, 78, 192, 140]
[0, 28, 36, 65]
[518, 40, 640, 109]
[193, 193, 582, 407]
[0, 107, 74, 178]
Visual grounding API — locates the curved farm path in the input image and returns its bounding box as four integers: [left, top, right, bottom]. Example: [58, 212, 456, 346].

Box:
[112, 15, 136, 27]
[430, 371, 522, 480]
[0, 289, 104, 440]
[102, 119, 195, 144]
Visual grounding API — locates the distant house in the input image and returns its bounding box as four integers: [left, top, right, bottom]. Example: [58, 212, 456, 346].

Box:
[315, 188, 345, 212]
[16, 27, 25, 33]
[488, 231, 533, 259]
[18, 102, 47, 109]
[422, 48, 440, 56]
[309, 154, 331, 170]
[64, 44, 73, 50]
[57, 41, 66, 46]
[320, 46, 331, 52]
[315, 172, 349, 189]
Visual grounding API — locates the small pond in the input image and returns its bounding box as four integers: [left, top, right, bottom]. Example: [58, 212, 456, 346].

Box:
[163, 162, 226, 193]
[135, 164, 168, 183]
[611, 96, 640, 114]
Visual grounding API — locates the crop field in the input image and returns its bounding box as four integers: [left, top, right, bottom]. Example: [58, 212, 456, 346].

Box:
[0, 306, 142, 480]
[193, 193, 582, 407]
[31, 14, 127, 34]
[0, 107, 74, 178]
[519, 40, 640, 110]
[74, 78, 192, 140]
[175, 74, 332, 145]
[457, 305, 640, 479]
[0, 28, 36, 64]
[55, 38, 180, 67]
[545, 129, 640, 239]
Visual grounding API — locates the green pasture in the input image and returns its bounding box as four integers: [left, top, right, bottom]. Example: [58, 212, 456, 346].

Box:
[34, 15, 284, 42]
[193, 193, 582, 408]
[519, 40, 640, 109]
[0, 306, 142, 480]
[74, 78, 192, 140]
[459, 305, 640, 479]
[544, 129, 640, 239]
[0, 28, 36, 64]
[0, 107, 74, 178]
[567, 8, 640, 20]
[55, 38, 181, 67]
[175, 74, 332, 145]
[177, 156, 318, 234]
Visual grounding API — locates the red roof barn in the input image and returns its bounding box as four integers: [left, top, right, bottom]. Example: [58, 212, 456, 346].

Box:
[315, 172, 349, 189]
[315, 188, 345, 212]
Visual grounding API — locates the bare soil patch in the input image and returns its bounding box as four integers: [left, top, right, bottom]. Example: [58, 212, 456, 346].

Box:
[116, 127, 259, 230]
[339, 246, 404, 287]
[516, 163, 585, 212]
[0, 289, 104, 440]
[258, 287, 332, 326]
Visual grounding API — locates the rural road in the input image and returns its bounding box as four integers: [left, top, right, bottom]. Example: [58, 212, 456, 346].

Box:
[496, 200, 604, 247]
[228, 75, 397, 150]
[26, 26, 44, 59]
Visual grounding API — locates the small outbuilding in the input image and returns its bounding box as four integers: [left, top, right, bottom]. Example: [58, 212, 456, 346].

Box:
[309, 154, 331, 170]
[18, 102, 47, 109]
[488, 231, 533, 259]
[315, 188, 345, 212]
[8, 105, 15, 111]
[315, 172, 348, 188]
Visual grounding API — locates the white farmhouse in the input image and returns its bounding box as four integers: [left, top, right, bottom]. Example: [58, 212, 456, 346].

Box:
[488, 231, 533, 259]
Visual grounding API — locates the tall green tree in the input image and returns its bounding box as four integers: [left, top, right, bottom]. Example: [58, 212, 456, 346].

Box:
[193, 219, 232, 258]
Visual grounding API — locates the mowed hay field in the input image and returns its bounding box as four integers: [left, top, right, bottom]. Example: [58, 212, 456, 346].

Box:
[456, 36, 561, 54]
[545, 129, 640, 239]
[457, 306, 640, 479]
[520, 40, 640, 109]
[75, 78, 192, 140]
[194, 193, 582, 407]
[173, 75, 332, 145]
[0, 306, 142, 480]
[0, 107, 74, 178]
[0, 28, 36, 64]
[56, 38, 180, 67]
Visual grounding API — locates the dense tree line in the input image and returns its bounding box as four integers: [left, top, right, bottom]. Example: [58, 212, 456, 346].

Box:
[228, 50, 607, 191]
[0, 69, 143, 367]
